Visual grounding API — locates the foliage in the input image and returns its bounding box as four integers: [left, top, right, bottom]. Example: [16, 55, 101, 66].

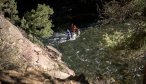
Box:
[103, 0, 146, 22]
[55, 19, 146, 83]
[132, 0, 146, 12]
[20, 4, 54, 38]
[103, 29, 133, 48]
[0, 0, 19, 25]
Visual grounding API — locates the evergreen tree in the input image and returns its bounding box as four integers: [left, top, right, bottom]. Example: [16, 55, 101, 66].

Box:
[0, 0, 19, 24]
[21, 4, 54, 38]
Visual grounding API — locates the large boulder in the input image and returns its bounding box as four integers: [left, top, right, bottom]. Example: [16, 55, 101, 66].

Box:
[0, 15, 75, 79]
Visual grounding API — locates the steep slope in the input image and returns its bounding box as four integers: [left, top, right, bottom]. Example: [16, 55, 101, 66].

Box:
[0, 15, 75, 80]
[56, 20, 146, 83]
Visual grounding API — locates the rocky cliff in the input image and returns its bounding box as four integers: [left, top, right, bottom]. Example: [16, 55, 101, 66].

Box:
[0, 15, 75, 83]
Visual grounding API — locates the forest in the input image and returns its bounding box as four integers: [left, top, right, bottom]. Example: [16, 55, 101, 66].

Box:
[0, 0, 146, 84]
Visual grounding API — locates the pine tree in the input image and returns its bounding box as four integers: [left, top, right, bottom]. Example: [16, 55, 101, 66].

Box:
[21, 4, 54, 38]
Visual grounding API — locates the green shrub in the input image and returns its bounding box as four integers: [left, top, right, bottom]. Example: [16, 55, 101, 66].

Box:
[103, 30, 132, 48]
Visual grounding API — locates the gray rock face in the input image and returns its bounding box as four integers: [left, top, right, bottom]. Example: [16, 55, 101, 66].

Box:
[0, 15, 75, 79]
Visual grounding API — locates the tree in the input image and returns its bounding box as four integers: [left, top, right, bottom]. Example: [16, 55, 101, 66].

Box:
[21, 4, 54, 38]
[0, 0, 19, 24]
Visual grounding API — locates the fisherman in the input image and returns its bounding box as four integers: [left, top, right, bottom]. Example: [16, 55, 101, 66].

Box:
[66, 29, 71, 40]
